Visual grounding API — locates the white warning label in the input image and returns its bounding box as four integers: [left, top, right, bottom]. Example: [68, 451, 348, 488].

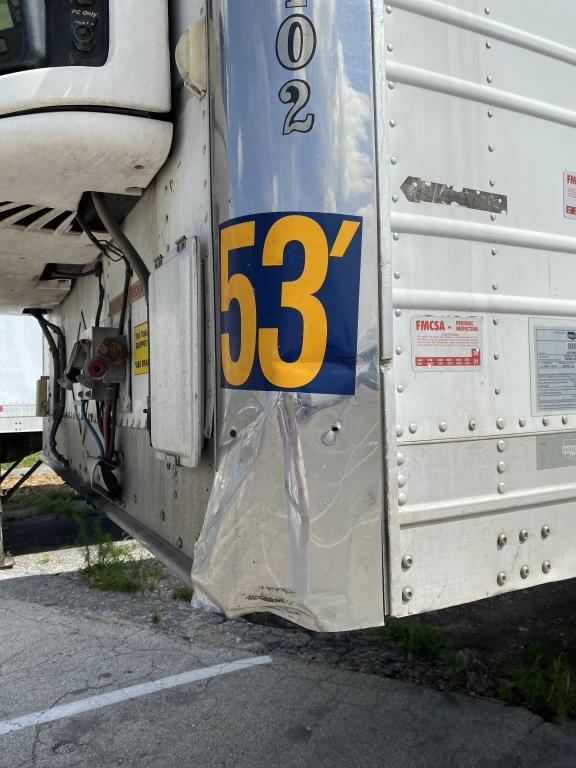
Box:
[564, 171, 576, 219]
[411, 316, 482, 372]
[534, 326, 576, 411]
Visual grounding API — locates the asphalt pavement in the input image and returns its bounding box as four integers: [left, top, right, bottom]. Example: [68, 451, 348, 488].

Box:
[1, 568, 576, 768]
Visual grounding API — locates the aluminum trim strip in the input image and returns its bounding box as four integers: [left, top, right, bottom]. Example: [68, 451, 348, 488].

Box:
[390, 212, 576, 255]
[390, 0, 576, 67]
[400, 482, 576, 528]
[394, 289, 576, 319]
[386, 61, 576, 131]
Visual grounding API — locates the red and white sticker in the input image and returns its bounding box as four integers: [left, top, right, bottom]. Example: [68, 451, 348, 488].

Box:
[564, 171, 576, 219]
[411, 316, 483, 371]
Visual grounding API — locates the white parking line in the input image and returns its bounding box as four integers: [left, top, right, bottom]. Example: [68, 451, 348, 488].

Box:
[0, 656, 272, 737]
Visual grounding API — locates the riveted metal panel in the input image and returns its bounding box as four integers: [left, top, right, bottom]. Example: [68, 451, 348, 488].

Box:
[381, 0, 576, 615]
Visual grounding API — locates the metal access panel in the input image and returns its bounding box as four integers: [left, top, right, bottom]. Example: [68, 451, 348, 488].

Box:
[0, 314, 43, 434]
[149, 238, 203, 468]
[378, 0, 576, 615]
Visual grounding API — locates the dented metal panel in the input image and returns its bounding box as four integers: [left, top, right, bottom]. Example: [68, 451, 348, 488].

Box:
[191, 0, 386, 631]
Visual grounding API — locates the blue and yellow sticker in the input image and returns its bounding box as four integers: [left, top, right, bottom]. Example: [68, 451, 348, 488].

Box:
[220, 211, 363, 395]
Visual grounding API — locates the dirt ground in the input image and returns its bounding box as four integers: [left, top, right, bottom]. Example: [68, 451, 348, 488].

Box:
[1, 464, 64, 490]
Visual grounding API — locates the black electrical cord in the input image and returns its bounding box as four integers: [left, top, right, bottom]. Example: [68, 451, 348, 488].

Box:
[94, 262, 105, 328]
[42, 317, 68, 463]
[75, 215, 126, 268]
[105, 390, 118, 463]
[50, 270, 97, 280]
[103, 258, 131, 464]
[27, 311, 67, 466]
[118, 261, 132, 336]
[96, 401, 104, 434]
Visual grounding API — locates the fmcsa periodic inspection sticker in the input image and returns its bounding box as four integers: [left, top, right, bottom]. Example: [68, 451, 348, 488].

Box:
[411, 316, 482, 372]
[564, 172, 576, 219]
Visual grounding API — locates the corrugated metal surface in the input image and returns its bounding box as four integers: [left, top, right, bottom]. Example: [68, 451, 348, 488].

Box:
[379, 0, 576, 615]
[0, 315, 43, 434]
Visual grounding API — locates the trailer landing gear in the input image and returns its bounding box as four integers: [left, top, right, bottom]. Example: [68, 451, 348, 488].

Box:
[0, 457, 43, 569]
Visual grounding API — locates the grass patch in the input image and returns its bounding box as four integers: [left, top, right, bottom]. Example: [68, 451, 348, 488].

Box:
[1, 451, 42, 470]
[4, 487, 91, 517]
[172, 585, 193, 602]
[76, 515, 164, 593]
[0, 4, 13, 30]
[149, 608, 161, 624]
[370, 617, 445, 660]
[498, 643, 576, 720]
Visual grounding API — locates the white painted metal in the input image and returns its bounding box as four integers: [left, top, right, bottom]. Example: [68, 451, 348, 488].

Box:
[149, 239, 203, 468]
[0, 0, 171, 117]
[41, 0, 214, 576]
[0, 315, 42, 434]
[380, 0, 576, 615]
[0, 112, 173, 212]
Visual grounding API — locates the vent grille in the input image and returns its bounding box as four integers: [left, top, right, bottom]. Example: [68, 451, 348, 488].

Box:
[0, 201, 102, 236]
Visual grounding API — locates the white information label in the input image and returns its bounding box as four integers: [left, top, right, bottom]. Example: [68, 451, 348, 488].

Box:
[411, 316, 482, 372]
[564, 171, 576, 219]
[534, 326, 576, 411]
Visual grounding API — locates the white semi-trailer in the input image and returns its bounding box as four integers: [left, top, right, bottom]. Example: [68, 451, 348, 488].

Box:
[0, 314, 43, 462]
[0, 0, 574, 631]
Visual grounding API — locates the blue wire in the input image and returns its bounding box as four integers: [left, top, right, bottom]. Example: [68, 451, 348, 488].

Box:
[80, 399, 105, 458]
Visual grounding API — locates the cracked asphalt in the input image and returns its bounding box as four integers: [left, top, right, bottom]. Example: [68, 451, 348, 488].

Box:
[1, 567, 576, 768]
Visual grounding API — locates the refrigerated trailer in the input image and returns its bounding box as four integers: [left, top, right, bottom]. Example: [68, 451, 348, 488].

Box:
[0, 315, 43, 463]
[0, 0, 575, 630]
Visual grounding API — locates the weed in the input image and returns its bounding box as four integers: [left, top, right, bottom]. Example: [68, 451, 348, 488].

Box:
[1, 452, 42, 470]
[5, 487, 91, 518]
[149, 609, 161, 624]
[498, 643, 576, 720]
[84, 541, 157, 593]
[38, 553, 51, 564]
[173, 585, 193, 602]
[75, 515, 162, 593]
[370, 617, 445, 660]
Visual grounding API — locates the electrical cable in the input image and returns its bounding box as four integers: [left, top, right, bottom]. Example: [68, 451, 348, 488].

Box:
[27, 311, 67, 465]
[75, 215, 126, 264]
[94, 262, 105, 328]
[42, 317, 68, 465]
[102, 252, 132, 463]
[103, 403, 111, 458]
[96, 401, 104, 434]
[91, 192, 150, 302]
[81, 400, 105, 458]
[51, 268, 97, 279]
[75, 201, 143, 475]
[118, 261, 132, 336]
[105, 394, 118, 462]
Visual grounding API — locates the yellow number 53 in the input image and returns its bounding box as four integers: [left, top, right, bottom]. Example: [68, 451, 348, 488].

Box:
[221, 213, 361, 391]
